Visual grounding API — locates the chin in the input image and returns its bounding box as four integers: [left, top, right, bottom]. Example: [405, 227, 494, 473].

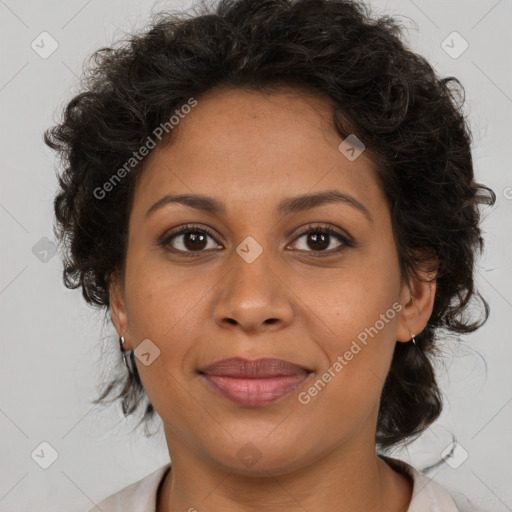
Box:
[203, 436, 314, 477]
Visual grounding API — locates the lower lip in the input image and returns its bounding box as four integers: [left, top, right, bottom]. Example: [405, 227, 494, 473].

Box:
[201, 373, 310, 407]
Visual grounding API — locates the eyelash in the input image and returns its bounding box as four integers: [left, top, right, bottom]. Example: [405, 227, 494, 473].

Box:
[158, 223, 353, 257]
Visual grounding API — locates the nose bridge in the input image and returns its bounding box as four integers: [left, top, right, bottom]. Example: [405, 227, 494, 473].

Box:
[212, 239, 294, 331]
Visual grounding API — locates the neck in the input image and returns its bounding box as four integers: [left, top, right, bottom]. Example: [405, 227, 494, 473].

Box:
[157, 432, 412, 512]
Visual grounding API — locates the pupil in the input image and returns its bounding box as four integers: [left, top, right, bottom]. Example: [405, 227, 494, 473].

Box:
[185, 232, 207, 251]
[309, 233, 328, 251]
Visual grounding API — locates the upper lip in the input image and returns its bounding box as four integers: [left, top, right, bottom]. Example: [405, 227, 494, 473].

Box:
[199, 357, 312, 378]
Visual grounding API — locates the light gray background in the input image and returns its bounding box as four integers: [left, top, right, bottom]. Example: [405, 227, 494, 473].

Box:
[1, 0, 511, 510]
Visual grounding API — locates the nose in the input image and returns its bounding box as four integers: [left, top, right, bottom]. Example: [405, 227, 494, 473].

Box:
[212, 250, 295, 334]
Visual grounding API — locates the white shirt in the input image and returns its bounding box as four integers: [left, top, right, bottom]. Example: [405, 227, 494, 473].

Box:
[89, 458, 479, 511]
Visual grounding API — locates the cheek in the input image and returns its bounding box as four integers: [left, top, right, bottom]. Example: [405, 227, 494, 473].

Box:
[306, 250, 401, 343]
[311, 293, 399, 400]
[297, 283, 400, 436]
[123, 259, 218, 404]
[123, 267, 207, 413]
[300, 244, 402, 393]
[124, 251, 209, 338]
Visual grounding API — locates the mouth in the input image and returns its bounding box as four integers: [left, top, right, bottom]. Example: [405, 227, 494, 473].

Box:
[198, 357, 313, 407]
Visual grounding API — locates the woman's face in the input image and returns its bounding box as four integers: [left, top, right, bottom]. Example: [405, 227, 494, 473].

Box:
[109, 85, 435, 474]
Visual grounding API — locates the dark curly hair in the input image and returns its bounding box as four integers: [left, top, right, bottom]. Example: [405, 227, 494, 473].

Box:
[44, 0, 496, 451]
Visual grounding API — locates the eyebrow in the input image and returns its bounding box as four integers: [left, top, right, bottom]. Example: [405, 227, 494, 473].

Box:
[145, 190, 373, 223]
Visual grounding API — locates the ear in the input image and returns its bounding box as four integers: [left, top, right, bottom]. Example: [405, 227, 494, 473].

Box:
[108, 270, 132, 351]
[396, 251, 437, 343]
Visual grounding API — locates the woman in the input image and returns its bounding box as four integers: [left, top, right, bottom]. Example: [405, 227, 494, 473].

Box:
[44, 0, 495, 510]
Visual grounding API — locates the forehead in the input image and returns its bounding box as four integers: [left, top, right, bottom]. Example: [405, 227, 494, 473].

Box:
[131, 86, 387, 223]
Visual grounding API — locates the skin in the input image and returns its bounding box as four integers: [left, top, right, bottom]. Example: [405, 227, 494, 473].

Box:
[109, 85, 437, 512]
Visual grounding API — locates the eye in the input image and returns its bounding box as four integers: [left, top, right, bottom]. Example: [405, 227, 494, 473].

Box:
[158, 223, 352, 257]
[288, 225, 352, 255]
[159, 224, 222, 254]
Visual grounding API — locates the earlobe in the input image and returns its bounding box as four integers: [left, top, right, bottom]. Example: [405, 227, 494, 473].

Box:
[108, 271, 131, 350]
[396, 269, 437, 343]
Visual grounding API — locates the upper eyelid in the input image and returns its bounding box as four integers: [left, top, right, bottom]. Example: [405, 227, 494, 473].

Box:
[165, 224, 221, 243]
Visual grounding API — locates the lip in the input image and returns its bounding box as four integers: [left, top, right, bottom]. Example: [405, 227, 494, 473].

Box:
[199, 357, 312, 407]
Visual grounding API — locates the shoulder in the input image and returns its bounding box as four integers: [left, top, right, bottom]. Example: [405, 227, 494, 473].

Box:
[382, 456, 481, 512]
[87, 463, 171, 512]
